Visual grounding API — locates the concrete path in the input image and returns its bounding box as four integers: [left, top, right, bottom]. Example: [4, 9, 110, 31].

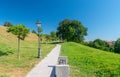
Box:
[26, 45, 61, 77]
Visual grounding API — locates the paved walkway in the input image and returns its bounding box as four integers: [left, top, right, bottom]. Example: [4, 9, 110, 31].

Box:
[26, 45, 61, 77]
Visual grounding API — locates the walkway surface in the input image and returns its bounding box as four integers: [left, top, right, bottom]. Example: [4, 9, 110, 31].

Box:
[26, 45, 61, 77]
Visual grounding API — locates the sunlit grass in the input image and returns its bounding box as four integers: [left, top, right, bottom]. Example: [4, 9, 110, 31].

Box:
[61, 42, 120, 77]
[0, 41, 55, 77]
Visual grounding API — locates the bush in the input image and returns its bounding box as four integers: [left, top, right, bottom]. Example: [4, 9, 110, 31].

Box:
[87, 39, 113, 52]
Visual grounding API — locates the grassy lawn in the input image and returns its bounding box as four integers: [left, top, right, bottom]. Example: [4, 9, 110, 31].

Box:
[61, 42, 120, 77]
[0, 41, 55, 77]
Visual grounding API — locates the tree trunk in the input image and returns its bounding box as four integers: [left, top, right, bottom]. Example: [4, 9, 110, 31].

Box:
[18, 37, 20, 60]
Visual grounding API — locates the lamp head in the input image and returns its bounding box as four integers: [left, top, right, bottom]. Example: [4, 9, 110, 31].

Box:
[36, 20, 41, 27]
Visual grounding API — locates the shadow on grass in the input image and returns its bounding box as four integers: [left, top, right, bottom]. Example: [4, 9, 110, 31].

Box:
[50, 42, 63, 44]
[42, 42, 63, 44]
[0, 50, 13, 56]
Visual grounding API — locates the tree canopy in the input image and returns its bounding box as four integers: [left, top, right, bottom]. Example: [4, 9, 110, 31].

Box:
[57, 19, 87, 42]
[7, 24, 30, 40]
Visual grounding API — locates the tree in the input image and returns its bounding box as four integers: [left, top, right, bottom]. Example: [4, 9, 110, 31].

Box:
[114, 38, 120, 53]
[50, 31, 57, 41]
[4, 21, 13, 27]
[7, 24, 30, 59]
[57, 19, 87, 42]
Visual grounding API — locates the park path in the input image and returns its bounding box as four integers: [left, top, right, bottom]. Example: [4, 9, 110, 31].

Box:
[26, 44, 61, 77]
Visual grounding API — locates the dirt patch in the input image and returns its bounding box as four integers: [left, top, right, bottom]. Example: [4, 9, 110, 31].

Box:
[10, 68, 29, 77]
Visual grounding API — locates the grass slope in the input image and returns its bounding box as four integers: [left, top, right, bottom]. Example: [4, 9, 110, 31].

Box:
[0, 26, 55, 77]
[61, 42, 120, 77]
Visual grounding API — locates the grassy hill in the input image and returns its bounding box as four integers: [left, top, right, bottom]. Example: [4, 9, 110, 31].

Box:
[61, 42, 120, 77]
[0, 26, 55, 77]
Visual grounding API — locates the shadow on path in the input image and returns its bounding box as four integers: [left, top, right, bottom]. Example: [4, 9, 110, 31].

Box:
[48, 66, 56, 77]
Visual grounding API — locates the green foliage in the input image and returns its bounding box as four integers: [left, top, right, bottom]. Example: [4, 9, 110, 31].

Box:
[57, 19, 87, 42]
[87, 39, 113, 52]
[4, 21, 13, 27]
[7, 24, 30, 40]
[50, 31, 57, 41]
[36, 33, 58, 43]
[45, 34, 52, 41]
[114, 38, 120, 53]
[93, 39, 110, 51]
[61, 42, 120, 77]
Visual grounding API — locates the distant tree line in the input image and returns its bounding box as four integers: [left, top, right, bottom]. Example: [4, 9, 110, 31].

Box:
[32, 30, 59, 42]
[83, 38, 120, 54]
[4, 20, 120, 55]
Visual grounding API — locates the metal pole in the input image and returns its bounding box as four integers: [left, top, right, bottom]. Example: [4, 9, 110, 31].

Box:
[36, 20, 41, 58]
[38, 26, 41, 58]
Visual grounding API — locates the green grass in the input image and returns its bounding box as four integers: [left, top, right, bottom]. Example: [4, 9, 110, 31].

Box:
[61, 42, 120, 77]
[0, 41, 55, 77]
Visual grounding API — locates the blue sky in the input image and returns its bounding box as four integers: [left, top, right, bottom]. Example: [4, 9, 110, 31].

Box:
[0, 0, 120, 41]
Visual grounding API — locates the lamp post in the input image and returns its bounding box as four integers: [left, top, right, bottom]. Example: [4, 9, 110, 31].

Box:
[36, 20, 41, 58]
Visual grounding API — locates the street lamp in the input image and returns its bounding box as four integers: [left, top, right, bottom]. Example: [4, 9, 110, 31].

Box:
[36, 20, 41, 58]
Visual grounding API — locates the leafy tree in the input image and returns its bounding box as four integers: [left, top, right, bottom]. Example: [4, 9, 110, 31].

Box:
[114, 38, 120, 53]
[50, 31, 57, 41]
[4, 21, 13, 27]
[7, 24, 30, 59]
[57, 19, 87, 42]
